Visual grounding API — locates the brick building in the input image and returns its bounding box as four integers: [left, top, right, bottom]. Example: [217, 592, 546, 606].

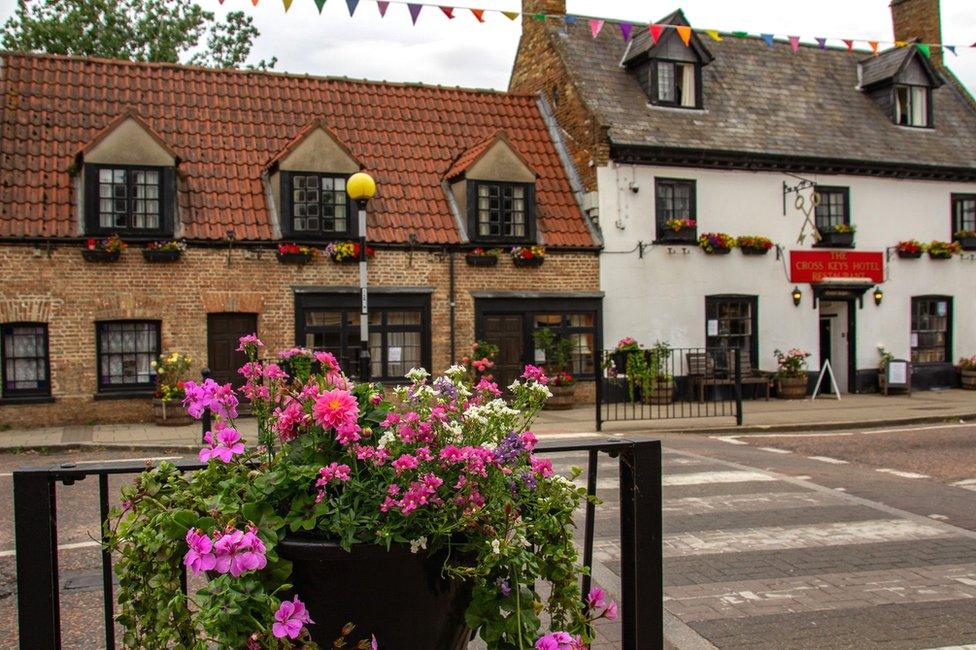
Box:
[0, 53, 602, 429]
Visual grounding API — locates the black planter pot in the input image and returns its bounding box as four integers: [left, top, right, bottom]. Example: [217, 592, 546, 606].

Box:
[330, 255, 359, 264]
[611, 350, 638, 374]
[740, 245, 770, 256]
[928, 251, 954, 260]
[278, 538, 470, 649]
[513, 256, 544, 268]
[703, 246, 732, 255]
[816, 231, 855, 248]
[142, 248, 182, 262]
[465, 254, 499, 267]
[954, 236, 976, 251]
[81, 249, 121, 262]
[277, 252, 315, 265]
[659, 230, 697, 244]
[896, 249, 923, 259]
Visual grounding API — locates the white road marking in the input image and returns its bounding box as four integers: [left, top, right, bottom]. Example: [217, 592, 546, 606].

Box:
[794, 475, 812, 480]
[870, 423, 973, 434]
[807, 456, 849, 465]
[730, 423, 973, 442]
[877, 468, 930, 479]
[662, 471, 776, 486]
[834, 487, 847, 491]
[929, 514, 950, 521]
[712, 436, 749, 445]
[923, 645, 976, 650]
[0, 540, 100, 558]
[951, 478, 976, 486]
[758, 447, 792, 454]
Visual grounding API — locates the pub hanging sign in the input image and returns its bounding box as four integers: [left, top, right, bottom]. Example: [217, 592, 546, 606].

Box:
[790, 250, 885, 284]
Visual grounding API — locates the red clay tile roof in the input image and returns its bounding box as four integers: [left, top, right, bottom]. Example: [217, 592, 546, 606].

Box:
[442, 130, 537, 181]
[0, 52, 594, 247]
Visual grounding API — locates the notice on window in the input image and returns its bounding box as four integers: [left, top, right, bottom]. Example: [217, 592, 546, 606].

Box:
[888, 361, 908, 385]
[937, 302, 948, 317]
[534, 348, 546, 364]
[707, 320, 719, 337]
[388, 347, 402, 362]
[910, 332, 919, 348]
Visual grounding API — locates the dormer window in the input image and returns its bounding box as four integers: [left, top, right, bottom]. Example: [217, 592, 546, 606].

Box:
[859, 46, 942, 129]
[894, 85, 930, 127]
[93, 166, 163, 231]
[284, 172, 352, 237]
[476, 182, 529, 239]
[652, 60, 698, 108]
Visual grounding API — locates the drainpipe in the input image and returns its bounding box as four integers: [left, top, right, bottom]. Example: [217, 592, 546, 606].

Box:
[449, 249, 457, 364]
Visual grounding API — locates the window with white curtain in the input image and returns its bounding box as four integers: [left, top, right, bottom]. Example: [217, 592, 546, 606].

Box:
[652, 60, 698, 108]
[895, 85, 930, 127]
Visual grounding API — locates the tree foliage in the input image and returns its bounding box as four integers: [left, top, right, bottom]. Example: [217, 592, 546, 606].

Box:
[1, 0, 276, 69]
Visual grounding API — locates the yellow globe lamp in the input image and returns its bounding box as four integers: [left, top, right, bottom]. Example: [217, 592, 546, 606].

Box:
[347, 172, 377, 202]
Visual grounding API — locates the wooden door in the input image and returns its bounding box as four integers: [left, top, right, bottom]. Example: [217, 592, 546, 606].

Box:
[207, 313, 258, 389]
[483, 314, 524, 390]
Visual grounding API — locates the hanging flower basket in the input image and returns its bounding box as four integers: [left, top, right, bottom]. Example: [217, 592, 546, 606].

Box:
[659, 218, 697, 243]
[143, 249, 182, 262]
[82, 248, 121, 262]
[277, 243, 319, 265]
[465, 247, 501, 267]
[895, 240, 923, 259]
[736, 235, 773, 256]
[326, 241, 374, 264]
[927, 240, 961, 260]
[817, 226, 855, 248]
[953, 231, 976, 251]
[81, 235, 126, 262]
[698, 232, 735, 255]
[511, 245, 545, 268]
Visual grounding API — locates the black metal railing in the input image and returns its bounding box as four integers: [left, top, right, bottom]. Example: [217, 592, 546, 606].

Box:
[13, 439, 663, 650]
[596, 347, 745, 430]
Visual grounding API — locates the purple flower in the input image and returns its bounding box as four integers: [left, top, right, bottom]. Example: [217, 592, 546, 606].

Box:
[535, 632, 584, 650]
[272, 595, 313, 639]
[494, 431, 525, 465]
[183, 528, 216, 575]
[498, 579, 512, 597]
[199, 428, 246, 463]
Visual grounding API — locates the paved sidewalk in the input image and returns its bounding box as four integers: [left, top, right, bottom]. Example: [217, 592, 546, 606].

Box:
[1, 389, 973, 450]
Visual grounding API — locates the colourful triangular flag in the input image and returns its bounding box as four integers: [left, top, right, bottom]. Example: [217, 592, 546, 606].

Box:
[377, 0, 388, 16]
[868, 41, 879, 55]
[676, 25, 692, 47]
[440, 6, 454, 18]
[761, 34, 775, 48]
[705, 30, 723, 42]
[408, 3, 422, 24]
[564, 15, 576, 26]
[589, 19, 604, 39]
[218, 0, 224, 4]
[917, 42, 931, 58]
[282, 0, 293, 9]
[314, 0, 326, 13]
[345, 0, 358, 16]
[789, 35, 800, 53]
[619, 22, 633, 41]
[895, 40, 908, 47]
[501, 11, 518, 21]
[731, 31, 749, 38]
[815, 37, 827, 49]
[532, 12, 545, 21]
[649, 24, 664, 45]
[251, 0, 258, 6]
[471, 8, 484, 22]
[842, 39, 854, 51]
[946, 45, 957, 56]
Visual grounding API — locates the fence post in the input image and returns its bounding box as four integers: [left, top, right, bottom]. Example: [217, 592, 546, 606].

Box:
[595, 351, 603, 432]
[618, 440, 663, 650]
[201, 367, 212, 444]
[13, 469, 61, 649]
[733, 349, 743, 426]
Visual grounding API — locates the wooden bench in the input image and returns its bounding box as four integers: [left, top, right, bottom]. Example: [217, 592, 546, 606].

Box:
[687, 351, 773, 401]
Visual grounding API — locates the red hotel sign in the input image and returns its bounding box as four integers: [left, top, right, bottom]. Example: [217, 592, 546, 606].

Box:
[790, 250, 884, 283]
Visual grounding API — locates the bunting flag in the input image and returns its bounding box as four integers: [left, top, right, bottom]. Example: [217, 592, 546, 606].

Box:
[619, 22, 633, 42]
[440, 6, 453, 18]
[705, 29, 722, 42]
[731, 31, 749, 39]
[501, 11, 518, 21]
[676, 25, 692, 47]
[217, 0, 224, 4]
[869, 40, 879, 55]
[471, 8, 484, 22]
[313, 0, 326, 13]
[589, 19, 604, 39]
[789, 35, 800, 53]
[376, 0, 388, 16]
[815, 37, 827, 49]
[917, 42, 931, 58]
[564, 14, 576, 26]
[407, 2, 421, 24]
[946, 45, 957, 56]
[532, 12, 544, 21]
[895, 40, 907, 47]
[649, 24, 664, 45]
[251, 0, 258, 6]
[761, 33, 775, 48]
[842, 39, 854, 51]
[345, 0, 358, 16]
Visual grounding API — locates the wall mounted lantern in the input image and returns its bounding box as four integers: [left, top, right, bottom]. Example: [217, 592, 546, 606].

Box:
[791, 286, 802, 307]
[873, 287, 884, 306]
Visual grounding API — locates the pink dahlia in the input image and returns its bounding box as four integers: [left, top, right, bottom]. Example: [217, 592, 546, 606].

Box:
[313, 389, 359, 430]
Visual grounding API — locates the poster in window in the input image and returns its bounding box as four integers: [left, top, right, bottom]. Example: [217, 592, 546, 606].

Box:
[388, 347, 402, 362]
[707, 320, 719, 337]
[937, 302, 947, 317]
[534, 348, 546, 364]
[887, 361, 908, 385]
[910, 332, 919, 348]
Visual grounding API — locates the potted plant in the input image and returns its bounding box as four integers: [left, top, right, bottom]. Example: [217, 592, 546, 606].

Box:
[697, 232, 736, 255]
[817, 223, 855, 248]
[511, 245, 545, 268]
[876, 344, 894, 386]
[927, 240, 961, 260]
[533, 326, 575, 408]
[461, 340, 499, 384]
[107, 336, 613, 649]
[737, 235, 774, 256]
[610, 337, 640, 377]
[895, 240, 923, 259]
[82, 234, 126, 262]
[953, 230, 976, 251]
[143, 240, 186, 262]
[465, 247, 501, 267]
[660, 217, 697, 243]
[326, 241, 375, 264]
[276, 243, 320, 265]
[625, 340, 673, 404]
[773, 348, 811, 399]
[959, 355, 976, 390]
[151, 352, 193, 426]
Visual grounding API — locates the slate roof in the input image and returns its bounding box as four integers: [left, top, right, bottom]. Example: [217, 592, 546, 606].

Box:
[550, 21, 976, 171]
[0, 52, 593, 246]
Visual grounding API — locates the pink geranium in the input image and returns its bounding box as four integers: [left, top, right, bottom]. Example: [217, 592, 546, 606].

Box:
[183, 528, 216, 575]
[236, 334, 264, 352]
[312, 389, 359, 430]
[213, 526, 267, 577]
[521, 364, 549, 385]
[199, 428, 246, 463]
[272, 595, 313, 639]
[535, 632, 586, 650]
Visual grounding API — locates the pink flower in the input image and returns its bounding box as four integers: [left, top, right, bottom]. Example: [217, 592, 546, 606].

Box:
[213, 526, 267, 577]
[273, 400, 308, 442]
[391, 453, 419, 475]
[314, 350, 339, 372]
[520, 431, 538, 451]
[313, 389, 360, 430]
[521, 364, 549, 385]
[263, 363, 289, 381]
[183, 528, 216, 575]
[535, 632, 586, 650]
[237, 334, 264, 352]
[586, 586, 617, 621]
[182, 378, 239, 420]
[604, 600, 618, 621]
[199, 428, 246, 463]
[315, 462, 352, 502]
[530, 456, 553, 478]
[238, 362, 263, 381]
[587, 587, 606, 610]
[336, 422, 362, 446]
[272, 595, 313, 639]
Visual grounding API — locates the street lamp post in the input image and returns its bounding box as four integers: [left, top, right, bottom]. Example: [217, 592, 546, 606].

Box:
[347, 172, 377, 381]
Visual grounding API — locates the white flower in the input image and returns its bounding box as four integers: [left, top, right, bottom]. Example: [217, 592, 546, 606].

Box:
[482, 442, 497, 451]
[508, 379, 522, 392]
[406, 367, 430, 382]
[490, 539, 501, 555]
[445, 365, 467, 379]
[377, 431, 396, 450]
[410, 536, 427, 554]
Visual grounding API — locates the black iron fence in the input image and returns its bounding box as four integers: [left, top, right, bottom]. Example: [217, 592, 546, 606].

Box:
[13, 439, 663, 650]
[597, 347, 750, 430]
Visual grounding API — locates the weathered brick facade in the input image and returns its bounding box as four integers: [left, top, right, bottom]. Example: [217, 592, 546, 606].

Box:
[891, 0, 943, 66]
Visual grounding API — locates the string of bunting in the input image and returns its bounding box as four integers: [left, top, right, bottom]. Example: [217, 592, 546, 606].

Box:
[228, 0, 976, 54]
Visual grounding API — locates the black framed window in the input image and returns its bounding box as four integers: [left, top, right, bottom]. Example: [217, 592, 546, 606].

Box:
[952, 194, 976, 234]
[814, 186, 850, 231]
[296, 293, 431, 381]
[655, 178, 696, 239]
[705, 296, 758, 369]
[84, 164, 173, 237]
[651, 60, 699, 108]
[468, 181, 535, 243]
[894, 85, 931, 127]
[911, 297, 951, 364]
[1, 323, 50, 398]
[533, 312, 597, 376]
[282, 173, 352, 237]
[96, 321, 160, 392]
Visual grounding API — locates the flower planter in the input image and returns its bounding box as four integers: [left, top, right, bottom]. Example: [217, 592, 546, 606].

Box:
[776, 376, 808, 400]
[928, 251, 954, 260]
[703, 247, 732, 255]
[152, 398, 193, 426]
[330, 255, 359, 264]
[962, 369, 976, 390]
[896, 250, 923, 259]
[277, 251, 315, 265]
[643, 381, 675, 405]
[659, 231, 697, 244]
[544, 384, 576, 410]
[740, 246, 770, 256]
[612, 350, 639, 374]
[955, 236, 976, 251]
[277, 538, 470, 649]
[81, 249, 121, 262]
[513, 257, 544, 268]
[142, 249, 182, 263]
[465, 254, 498, 267]
[817, 232, 854, 248]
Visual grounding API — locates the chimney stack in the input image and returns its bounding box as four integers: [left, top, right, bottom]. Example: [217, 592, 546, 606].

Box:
[890, 0, 943, 66]
[522, 0, 566, 24]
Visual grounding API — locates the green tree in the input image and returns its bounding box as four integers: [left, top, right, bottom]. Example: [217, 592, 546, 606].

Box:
[1, 0, 275, 69]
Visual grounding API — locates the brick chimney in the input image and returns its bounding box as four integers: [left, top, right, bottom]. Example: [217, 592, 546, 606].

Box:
[890, 0, 942, 66]
[521, 0, 566, 20]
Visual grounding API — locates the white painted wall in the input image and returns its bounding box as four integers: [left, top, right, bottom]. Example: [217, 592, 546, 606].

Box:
[598, 163, 976, 376]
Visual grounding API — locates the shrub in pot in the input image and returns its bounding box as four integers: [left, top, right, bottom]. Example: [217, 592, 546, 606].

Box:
[959, 355, 976, 390]
[107, 335, 608, 649]
[773, 348, 811, 399]
[151, 351, 193, 426]
[609, 337, 640, 379]
[626, 340, 674, 405]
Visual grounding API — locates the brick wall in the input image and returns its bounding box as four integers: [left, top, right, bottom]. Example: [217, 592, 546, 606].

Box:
[0, 244, 599, 429]
[890, 0, 943, 66]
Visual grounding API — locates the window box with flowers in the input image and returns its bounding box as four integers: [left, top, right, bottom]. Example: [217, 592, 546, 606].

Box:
[952, 230, 976, 251]
[465, 247, 501, 267]
[698, 232, 736, 255]
[143, 240, 186, 263]
[927, 240, 961, 260]
[816, 224, 855, 248]
[736, 235, 773, 256]
[958, 356, 976, 390]
[326, 241, 375, 264]
[82, 234, 126, 262]
[773, 348, 811, 399]
[151, 352, 193, 425]
[659, 218, 698, 244]
[896, 240, 924, 259]
[511, 245, 545, 268]
[277, 243, 320, 265]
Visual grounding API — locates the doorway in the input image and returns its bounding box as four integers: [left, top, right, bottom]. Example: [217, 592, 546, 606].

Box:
[482, 314, 524, 390]
[817, 301, 855, 393]
[207, 313, 258, 390]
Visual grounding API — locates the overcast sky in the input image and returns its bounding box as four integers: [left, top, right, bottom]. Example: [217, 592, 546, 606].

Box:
[1, 0, 973, 93]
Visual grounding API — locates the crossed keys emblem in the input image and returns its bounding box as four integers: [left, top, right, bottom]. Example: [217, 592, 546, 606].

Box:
[794, 191, 822, 244]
